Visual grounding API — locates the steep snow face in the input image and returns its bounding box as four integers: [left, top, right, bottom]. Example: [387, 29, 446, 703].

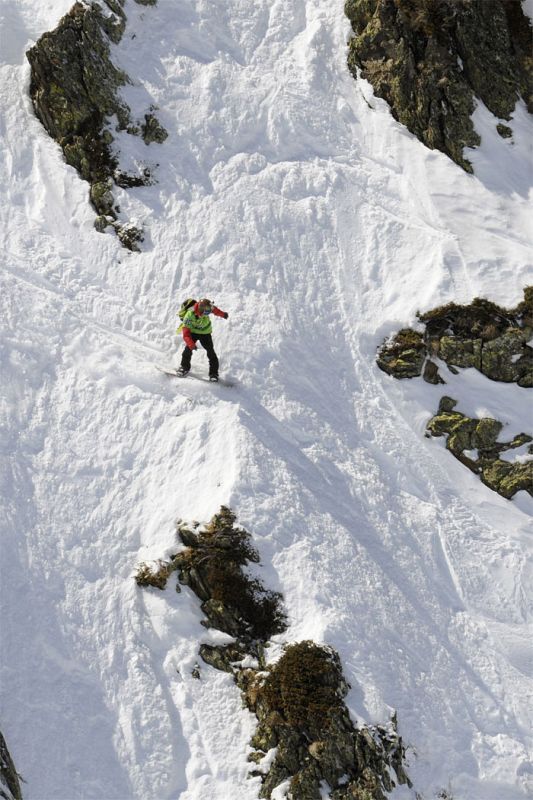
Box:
[1, 1, 532, 799]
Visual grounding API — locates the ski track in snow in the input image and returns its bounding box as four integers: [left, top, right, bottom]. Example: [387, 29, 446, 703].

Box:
[1, 1, 532, 799]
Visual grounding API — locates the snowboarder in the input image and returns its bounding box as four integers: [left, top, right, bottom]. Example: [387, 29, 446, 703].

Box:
[177, 298, 229, 381]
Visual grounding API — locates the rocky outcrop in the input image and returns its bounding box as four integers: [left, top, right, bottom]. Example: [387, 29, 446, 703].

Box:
[376, 328, 426, 378]
[136, 508, 412, 798]
[427, 397, 532, 499]
[26, 1, 167, 250]
[174, 507, 288, 645]
[378, 288, 533, 387]
[136, 506, 287, 645]
[240, 641, 411, 800]
[345, 0, 533, 171]
[0, 731, 22, 800]
[378, 291, 533, 501]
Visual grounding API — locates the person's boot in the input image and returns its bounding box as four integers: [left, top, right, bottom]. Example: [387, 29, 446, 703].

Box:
[177, 367, 189, 377]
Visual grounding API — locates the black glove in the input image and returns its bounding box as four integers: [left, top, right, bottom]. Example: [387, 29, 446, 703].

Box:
[223, 312, 229, 319]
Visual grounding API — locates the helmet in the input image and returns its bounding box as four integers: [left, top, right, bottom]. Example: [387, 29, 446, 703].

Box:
[198, 298, 213, 315]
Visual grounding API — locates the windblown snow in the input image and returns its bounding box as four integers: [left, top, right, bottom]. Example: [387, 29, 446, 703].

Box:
[1, 1, 532, 799]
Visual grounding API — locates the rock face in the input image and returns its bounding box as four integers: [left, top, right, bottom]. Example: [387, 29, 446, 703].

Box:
[377, 289, 533, 387]
[26, 1, 167, 251]
[378, 291, 533, 501]
[241, 641, 411, 800]
[174, 506, 287, 644]
[427, 397, 532, 499]
[345, 0, 533, 171]
[0, 731, 22, 800]
[376, 328, 426, 378]
[136, 508, 412, 798]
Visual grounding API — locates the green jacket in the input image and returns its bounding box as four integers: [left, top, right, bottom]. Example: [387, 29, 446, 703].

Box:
[180, 307, 213, 335]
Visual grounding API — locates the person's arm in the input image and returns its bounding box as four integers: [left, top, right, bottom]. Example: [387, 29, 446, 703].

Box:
[213, 306, 228, 319]
[182, 327, 196, 349]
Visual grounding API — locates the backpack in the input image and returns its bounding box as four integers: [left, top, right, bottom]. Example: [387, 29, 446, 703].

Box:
[178, 298, 196, 320]
[176, 298, 196, 334]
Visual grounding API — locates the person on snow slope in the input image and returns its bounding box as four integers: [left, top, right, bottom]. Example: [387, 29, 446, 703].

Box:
[177, 298, 228, 381]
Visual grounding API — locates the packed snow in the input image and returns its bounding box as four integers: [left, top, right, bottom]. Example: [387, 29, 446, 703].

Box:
[1, 1, 532, 799]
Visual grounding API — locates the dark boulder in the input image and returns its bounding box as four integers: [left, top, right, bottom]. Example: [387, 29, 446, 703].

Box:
[346, 0, 532, 172]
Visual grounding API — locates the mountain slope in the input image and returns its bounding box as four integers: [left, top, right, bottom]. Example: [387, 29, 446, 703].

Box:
[1, 1, 532, 799]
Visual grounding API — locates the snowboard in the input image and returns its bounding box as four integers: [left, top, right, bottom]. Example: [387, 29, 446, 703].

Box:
[156, 366, 235, 388]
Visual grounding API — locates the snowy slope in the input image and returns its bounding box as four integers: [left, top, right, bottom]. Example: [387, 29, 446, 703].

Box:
[1, 1, 532, 799]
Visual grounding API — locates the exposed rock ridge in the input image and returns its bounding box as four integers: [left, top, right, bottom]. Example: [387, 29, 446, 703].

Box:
[345, 0, 533, 171]
[377, 290, 533, 501]
[240, 641, 411, 800]
[377, 288, 533, 387]
[136, 508, 412, 799]
[26, 0, 167, 251]
[0, 731, 23, 800]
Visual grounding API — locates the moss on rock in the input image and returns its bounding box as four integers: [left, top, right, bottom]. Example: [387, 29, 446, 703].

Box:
[135, 559, 177, 590]
[345, 0, 532, 172]
[376, 328, 426, 378]
[26, 1, 166, 250]
[427, 402, 532, 499]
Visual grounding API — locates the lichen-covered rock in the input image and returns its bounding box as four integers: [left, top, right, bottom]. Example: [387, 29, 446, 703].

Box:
[345, 0, 532, 172]
[497, 123, 513, 139]
[438, 336, 482, 370]
[481, 459, 533, 499]
[379, 289, 533, 386]
[481, 328, 533, 384]
[376, 328, 426, 379]
[379, 294, 532, 500]
[471, 418, 503, 452]
[27, 3, 129, 156]
[427, 402, 532, 499]
[0, 731, 22, 800]
[90, 179, 116, 216]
